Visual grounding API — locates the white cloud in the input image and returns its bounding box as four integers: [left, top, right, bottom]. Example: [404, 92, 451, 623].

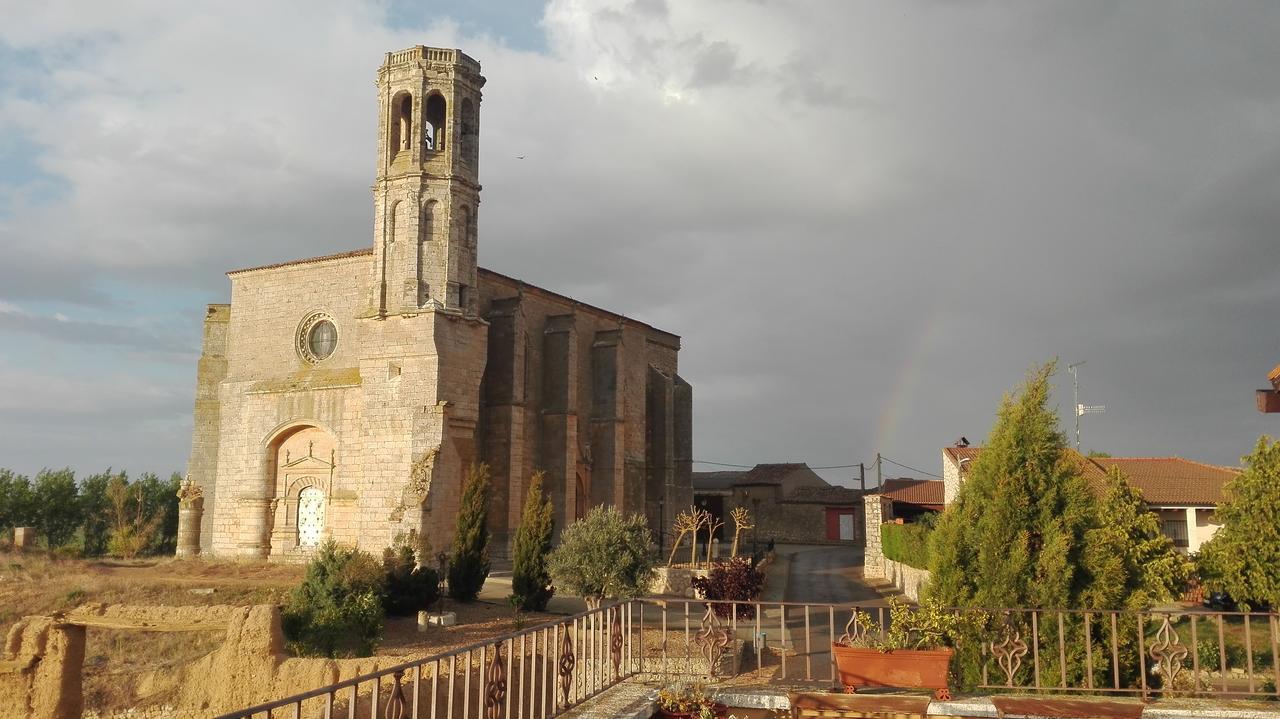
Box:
[1, 0, 1280, 478]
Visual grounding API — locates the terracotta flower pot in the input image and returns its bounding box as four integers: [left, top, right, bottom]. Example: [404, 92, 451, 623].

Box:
[831, 643, 954, 700]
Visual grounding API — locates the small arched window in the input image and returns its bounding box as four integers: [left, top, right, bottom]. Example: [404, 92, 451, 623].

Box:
[389, 92, 413, 156]
[425, 94, 446, 151]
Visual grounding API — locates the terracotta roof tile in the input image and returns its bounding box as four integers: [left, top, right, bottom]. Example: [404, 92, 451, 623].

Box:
[739, 462, 810, 485]
[785, 485, 863, 505]
[944, 446, 1238, 506]
[881, 478, 945, 506]
[692, 471, 747, 490]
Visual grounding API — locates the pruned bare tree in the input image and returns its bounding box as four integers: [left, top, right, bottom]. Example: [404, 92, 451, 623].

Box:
[705, 514, 725, 566]
[667, 509, 701, 567]
[729, 506, 754, 558]
[690, 507, 710, 567]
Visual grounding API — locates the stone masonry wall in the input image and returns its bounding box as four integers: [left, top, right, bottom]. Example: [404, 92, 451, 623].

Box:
[187, 304, 229, 553]
[209, 256, 369, 557]
[942, 449, 961, 506]
[863, 493, 885, 579]
[476, 270, 687, 553]
[883, 558, 931, 602]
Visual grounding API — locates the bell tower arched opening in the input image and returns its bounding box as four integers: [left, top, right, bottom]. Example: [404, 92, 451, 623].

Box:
[425, 93, 446, 151]
[389, 91, 413, 159]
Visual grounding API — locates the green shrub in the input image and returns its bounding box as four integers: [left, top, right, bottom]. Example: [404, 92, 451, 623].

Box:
[1194, 635, 1252, 670]
[382, 536, 439, 616]
[283, 540, 386, 657]
[548, 506, 656, 609]
[448, 464, 492, 602]
[509, 472, 555, 612]
[881, 522, 931, 569]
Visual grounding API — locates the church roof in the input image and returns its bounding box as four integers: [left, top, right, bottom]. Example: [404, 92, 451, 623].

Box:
[226, 248, 374, 276]
[224, 248, 681, 343]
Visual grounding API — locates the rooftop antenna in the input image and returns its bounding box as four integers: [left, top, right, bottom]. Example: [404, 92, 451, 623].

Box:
[1067, 360, 1105, 451]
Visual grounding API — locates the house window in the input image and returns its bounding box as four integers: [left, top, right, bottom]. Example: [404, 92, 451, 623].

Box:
[1162, 519, 1189, 548]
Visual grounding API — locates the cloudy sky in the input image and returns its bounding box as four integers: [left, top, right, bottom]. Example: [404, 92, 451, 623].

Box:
[2, 0, 1279, 486]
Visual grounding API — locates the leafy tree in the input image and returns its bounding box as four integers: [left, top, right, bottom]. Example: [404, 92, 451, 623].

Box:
[548, 506, 657, 609]
[928, 361, 1097, 610]
[283, 540, 385, 657]
[1081, 467, 1194, 610]
[382, 533, 439, 616]
[509, 471, 555, 612]
[447, 463, 491, 602]
[133, 472, 181, 554]
[106, 475, 164, 558]
[80, 470, 120, 556]
[1199, 436, 1280, 610]
[33, 469, 82, 548]
[0, 470, 35, 534]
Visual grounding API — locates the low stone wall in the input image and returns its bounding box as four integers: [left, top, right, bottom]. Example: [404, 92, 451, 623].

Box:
[649, 566, 710, 597]
[883, 558, 930, 602]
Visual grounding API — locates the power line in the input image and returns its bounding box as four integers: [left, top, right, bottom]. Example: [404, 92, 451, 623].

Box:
[879, 456, 943, 479]
[693, 459, 879, 471]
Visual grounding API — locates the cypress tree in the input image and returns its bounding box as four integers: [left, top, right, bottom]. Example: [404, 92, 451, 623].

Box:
[1081, 466, 1194, 610]
[1199, 436, 1280, 610]
[509, 471, 555, 611]
[928, 361, 1097, 610]
[447, 463, 491, 602]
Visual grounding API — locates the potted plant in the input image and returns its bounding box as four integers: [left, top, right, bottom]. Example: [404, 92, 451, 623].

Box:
[654, 680, 728, 719]
[832, 598, 959, 699]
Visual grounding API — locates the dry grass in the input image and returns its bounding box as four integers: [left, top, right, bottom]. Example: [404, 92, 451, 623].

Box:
[0, 550, 570, 711]
[0, 550, 299, 710]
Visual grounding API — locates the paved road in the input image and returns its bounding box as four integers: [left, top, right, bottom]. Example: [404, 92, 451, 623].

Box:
[784, 545, 888, 606]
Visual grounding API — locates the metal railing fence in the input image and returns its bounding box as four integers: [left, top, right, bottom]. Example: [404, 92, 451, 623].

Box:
[216, 600, 1280, 718]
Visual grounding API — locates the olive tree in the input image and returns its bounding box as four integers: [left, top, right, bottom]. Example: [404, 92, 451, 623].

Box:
[547, 506, 656, 609]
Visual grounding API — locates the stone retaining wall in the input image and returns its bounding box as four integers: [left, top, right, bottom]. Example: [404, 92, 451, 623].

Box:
[882, 557, 931, 602]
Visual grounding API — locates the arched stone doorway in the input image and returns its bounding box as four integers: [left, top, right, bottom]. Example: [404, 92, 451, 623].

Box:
[265, 425, 337, 557]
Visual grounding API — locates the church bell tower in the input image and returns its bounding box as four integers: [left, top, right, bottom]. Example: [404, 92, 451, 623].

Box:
[366, 46, 484, 316]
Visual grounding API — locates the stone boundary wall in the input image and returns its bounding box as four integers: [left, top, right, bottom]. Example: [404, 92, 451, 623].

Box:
[882, 557, 931, 602]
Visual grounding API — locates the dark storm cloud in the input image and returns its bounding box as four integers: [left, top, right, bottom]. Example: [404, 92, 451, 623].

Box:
[1, 0, 1279, 480]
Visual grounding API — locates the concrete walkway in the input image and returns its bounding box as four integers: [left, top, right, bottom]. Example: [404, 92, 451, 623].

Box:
[779, 545, 889, 606]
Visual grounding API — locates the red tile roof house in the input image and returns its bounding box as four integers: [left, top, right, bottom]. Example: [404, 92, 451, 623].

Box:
[880, 477, 945, 522]
[942, 446, 1239, 553]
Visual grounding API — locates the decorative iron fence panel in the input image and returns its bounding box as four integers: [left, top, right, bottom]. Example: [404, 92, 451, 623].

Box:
[216, 600, 1280, 718]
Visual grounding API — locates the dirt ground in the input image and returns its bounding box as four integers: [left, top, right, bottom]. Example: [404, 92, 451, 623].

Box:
[0, 550, 559, 712]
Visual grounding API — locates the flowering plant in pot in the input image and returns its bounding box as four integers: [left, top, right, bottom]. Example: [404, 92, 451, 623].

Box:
[654, 680, 727, 719]
[832, 598, 960, 699]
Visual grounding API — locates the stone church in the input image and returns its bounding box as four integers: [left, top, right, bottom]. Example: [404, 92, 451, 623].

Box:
[185, 46, 693, 561]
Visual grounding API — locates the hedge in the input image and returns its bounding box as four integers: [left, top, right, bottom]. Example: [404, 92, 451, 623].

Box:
[881, 521, 931, 569]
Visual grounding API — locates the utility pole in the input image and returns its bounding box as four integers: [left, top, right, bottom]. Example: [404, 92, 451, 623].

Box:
[859, 462, 866, 493]
[875, 452, 882, 490]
